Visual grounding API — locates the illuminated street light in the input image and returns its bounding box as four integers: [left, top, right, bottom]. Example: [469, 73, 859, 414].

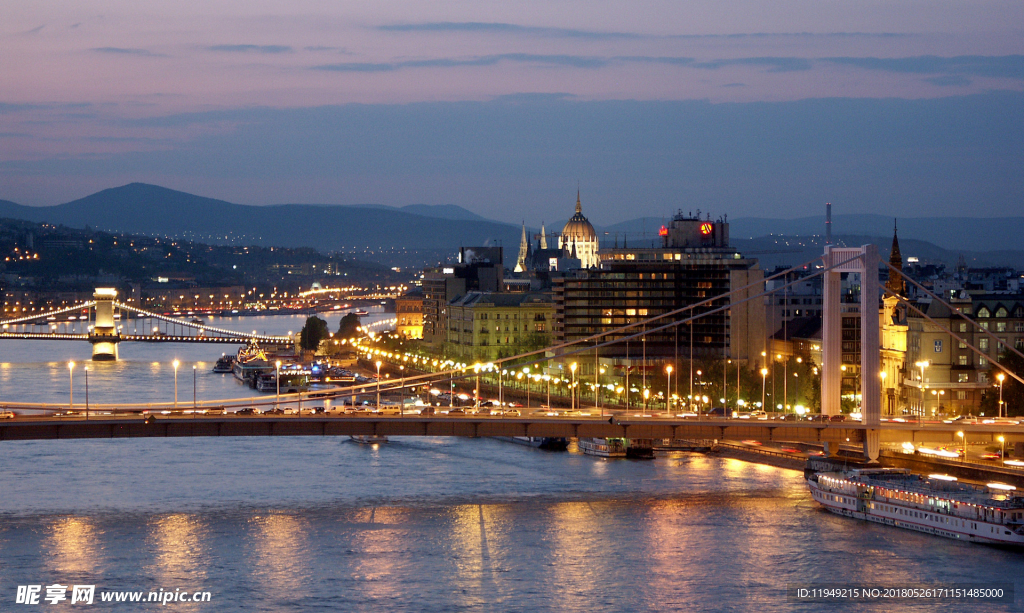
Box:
[84, 366, 89, 420]
[570, 362, 578, 412]
[376, 360, 383, 411]
[665, 365, 674, 412]
[997, 372, 1006, 418]
[915, 360, 929, 419]
[760, 367, 769, 412]
[173, 359, 180, 409]
[998, 435, 1006, 466]
[68, 361, 74, 412]
[276, 360, 282, 409]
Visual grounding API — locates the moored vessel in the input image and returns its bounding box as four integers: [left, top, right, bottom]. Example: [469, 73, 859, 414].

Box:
[350, 435, 388, 444]
[492, 436, 569, 451]
[578, 437, 657, 458]
[808, 467, 1024, 545]
[212, 354, 235, 373]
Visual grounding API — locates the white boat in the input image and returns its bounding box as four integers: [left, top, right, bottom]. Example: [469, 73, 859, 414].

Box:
[578, 437, 627, 458]
[808, 468, 1024, 545]
[350, 435, 388, 444]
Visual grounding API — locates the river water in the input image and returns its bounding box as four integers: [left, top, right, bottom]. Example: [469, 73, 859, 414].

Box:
[1, 315, 1021, 611]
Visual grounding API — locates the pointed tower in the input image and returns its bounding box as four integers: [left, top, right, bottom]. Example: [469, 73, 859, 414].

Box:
[558, 189, 599, 268]
[514, 222, 529, 273]
[885, 220, 904, 296]
[539, 222, 548, 250]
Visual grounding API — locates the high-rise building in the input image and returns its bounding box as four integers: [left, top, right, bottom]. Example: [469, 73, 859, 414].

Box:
[553, 211, 765, 366]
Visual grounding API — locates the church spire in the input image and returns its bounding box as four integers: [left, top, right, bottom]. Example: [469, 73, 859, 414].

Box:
[514, 221, 529, 273]
[575, 190, 581, 215]
[539, 222, 547, 250]
[885, 219, 905, 296]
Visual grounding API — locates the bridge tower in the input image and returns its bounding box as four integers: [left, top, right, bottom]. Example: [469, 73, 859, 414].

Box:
[822, 245, 880, 462]
[90, 288, 121, 361]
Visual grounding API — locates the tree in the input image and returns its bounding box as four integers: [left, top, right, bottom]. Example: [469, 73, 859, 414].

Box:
[337, 313, 362, 339]
[299, 315, 329, 352]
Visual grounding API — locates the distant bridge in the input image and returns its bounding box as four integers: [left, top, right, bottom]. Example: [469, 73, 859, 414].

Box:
[0, 288, 291, 360]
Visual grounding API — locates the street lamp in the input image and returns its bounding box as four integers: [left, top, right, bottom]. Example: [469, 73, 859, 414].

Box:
[915, 360, 929, 419]
[643, 387, 650, 413]
[84, 366, 89, 420]
[474, 363, 481, 411]
[68, 361, 74, 412]
[173, 359, 180, 409]
[998, 435, 1006, 466]
[760, 367, 769, 413]
[570, 362, 577, 412]
[376, 360, 383, 411]
[665, 365, 674, 413]
[193, 365, 197, 410]
[997, 372, 1006, 418]
[276, 360, 282, 410]
[957, 431, 966, 462]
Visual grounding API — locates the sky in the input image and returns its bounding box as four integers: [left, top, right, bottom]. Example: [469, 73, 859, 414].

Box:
[1, 1, 1022, 224]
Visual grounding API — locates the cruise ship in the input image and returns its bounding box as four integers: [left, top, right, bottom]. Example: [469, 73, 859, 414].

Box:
[808, 468, 1024, 545]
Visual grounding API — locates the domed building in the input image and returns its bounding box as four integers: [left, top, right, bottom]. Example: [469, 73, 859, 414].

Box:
[559, 191, 599, 268]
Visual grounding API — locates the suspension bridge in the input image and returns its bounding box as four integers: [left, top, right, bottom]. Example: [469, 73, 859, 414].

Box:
[0, 288, 292, 360]
[2, 244, 1022, 463]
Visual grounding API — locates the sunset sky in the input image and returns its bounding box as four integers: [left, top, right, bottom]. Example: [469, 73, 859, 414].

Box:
[2, 1, 1022, 223]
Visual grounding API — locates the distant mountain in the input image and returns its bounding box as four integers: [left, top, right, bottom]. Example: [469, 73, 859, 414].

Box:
[0, 184, 525, 264]
[601, 213, 1024, 254]
[733, 234, 1024, 270]
[730, 214, 1024, 253]
[400, 204, 488, 222]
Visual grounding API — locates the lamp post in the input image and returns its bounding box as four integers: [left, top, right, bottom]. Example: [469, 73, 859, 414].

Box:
[665, 365, 673, 413]
[524, 368, 532, 409]
[376, 360, 382, 411]
[192, 365, 197, 410]
[997, 372, 1006, 418]
[173, 359, 180, 410]
[915, 360, 929, 419]
[760, 367, 768, 413]
[68, 361, 74, 412]
[473, 363, 482, 411]
[84, 366, 89, 420]
[570, 362, 577, 412]
[276, 360, 282, 410]
[957, 431, 966, 462]
[545, 375, 551, 409]
[998, 435, 1006, 466]
[643, 388, 650, 414]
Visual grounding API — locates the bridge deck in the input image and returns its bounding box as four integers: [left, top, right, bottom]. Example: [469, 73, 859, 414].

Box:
[2, 415, 1023, 444]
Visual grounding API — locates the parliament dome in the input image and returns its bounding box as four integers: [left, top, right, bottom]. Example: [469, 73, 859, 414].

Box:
[561, 193, 597, 240]
[558, 191, 600, 269]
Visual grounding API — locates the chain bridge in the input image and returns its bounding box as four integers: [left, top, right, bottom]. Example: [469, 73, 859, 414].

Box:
[0, 288, 291, 360]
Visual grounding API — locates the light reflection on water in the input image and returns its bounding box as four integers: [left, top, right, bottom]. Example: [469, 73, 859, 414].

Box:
[0, 312, 389, 406]
[1, 346, 1024, 613]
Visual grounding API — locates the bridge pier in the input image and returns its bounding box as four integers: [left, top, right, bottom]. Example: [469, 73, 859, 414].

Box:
[89, 288, 120, 361]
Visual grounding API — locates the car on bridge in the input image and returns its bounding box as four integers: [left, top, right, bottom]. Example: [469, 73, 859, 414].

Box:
[0, 410, 15, 419]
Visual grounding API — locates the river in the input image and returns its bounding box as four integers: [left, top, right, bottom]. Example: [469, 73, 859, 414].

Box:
[0, 315, 1021, 611]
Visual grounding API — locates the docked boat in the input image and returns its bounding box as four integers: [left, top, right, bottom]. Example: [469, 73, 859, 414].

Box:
[492, 436, 569, 451]
[232, 342, 272, 385]
[578, 437, 627, 457]
[350, 435, 388, 444]
[212, 354, 235, 373]
[808, 467, 1024, 545]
